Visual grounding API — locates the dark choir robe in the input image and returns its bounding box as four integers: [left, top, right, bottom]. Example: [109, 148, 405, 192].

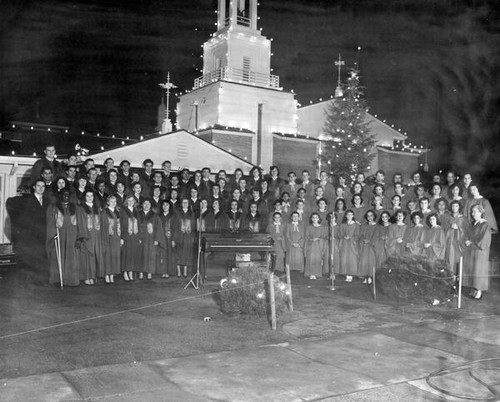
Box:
[114, 192, 127, 209]
[172, 208, 196, 267]
[158, 212, 176, 276]
[268, 177, 285, 200]
[169, 198, 181, 213]
[463, 220, 491, 291]
[138, 210, 162, 274]
[71, 188, 87, 205]
[242, 212, 263, 233]
[227, 210, 242, 232]
[209, 195, 226, 212]
[251, 198, 269, 220]
[199, 179, 214, 200]
[120, 207, 141, 272]
[95, 191, 109, 210]
[205, 210, 228, 232]
[358, 222, 377, 277]
[76, 203, 104, 280]
[189, 197, 201, 215]
[404, 224, 426, 256]
[101, 208, 122, 276]
[46, 201, 79, 286]
[151, 196, 163, 214]
[423, 226, 446, 261]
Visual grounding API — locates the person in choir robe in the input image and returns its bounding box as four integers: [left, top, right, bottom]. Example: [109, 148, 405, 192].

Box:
[351, 181, 369, 207]
[315, 198, 329, 227]
[118, 160, 132, 190]
[231, 188, 245, 214]
[48, 177, 68, 205]
[218, 178, 231, 205]
[248, 166, 262, 189]
[46, 189, 79, 286]
[357, 209, 377, 283]
[282, 171, 299, 203]
[338, 209, 360, 282]
[445, 200, 469, 273]
[333, 198, 347, 226]
[268, 165, 285, 201]
[460, 173, 473, 201]
[250, 188, 269, 222]
[351, 194, 366, 224]
[317, 170, 335, 205]
[158, 200, 176, 278]
[205, 199, 228, 232]
[464, 184, 498, 233]
[463, 204, 492, 300]
[405, 199, 419, 226]
[120, 195, 141, 281]
[267, 199, 286, 225]
[106, 169, 119, 195]
[94, 180, 109, 210]
[101, 195, 123, 284]
[373, 211, 391, 269]
[209, 183, 226, 212]
[188, 187, 201, 215]
[429, 184, 446, 211]
[280, 192, 293, 217]
[169, 188, 181, 212]
[227, 199, 242, 232]
[448, 184, 464, 208]
[260, 179, 274, 207]
[228, 168, 243, 194]
[242, 201, 264, 233]
[387, 210, 407, 257]
[238, 177, 251, 207]
[372, 195, 385, 216]
[266, 212, 286, 273]
[285, 211, 305, 273]
[371, 184, 390, 211]
[436, 199, 452, 233]
[114, 181, 128, 209]
[295, 199, 308, 228]
[196, 199, 211, 233]
[151, 171, 167, 199]
[72, 175, 89, 205]
[76, 190, 103, 285]
[138, 199, 162, 280]
[404, 211, 426, 256]
[388, 194, 403, 218]
[423, 213, 446, 262]
[160, 160, 172, 190]
[419, 197, 433, 222]
[300, 170, 315, 203]
[132, 182, 145, 210]
[150, 186, 164, 214]
[172, 199, 197, 278]
[327, 212, 340, 279]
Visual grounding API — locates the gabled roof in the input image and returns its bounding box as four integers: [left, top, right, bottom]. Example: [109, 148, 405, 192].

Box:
[88, 129, 254, 171]
[297, 99, 406, 144]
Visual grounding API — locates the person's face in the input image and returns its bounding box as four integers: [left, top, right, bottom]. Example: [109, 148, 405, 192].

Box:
[121, 162, 130, 172]
[320, 171, 327, 181]
[354, 183, 362, 193]
[416, 187, 425, 196]
[182, 170, 190, 180]
[392, 196, 401, 206]
[85, 192, 94, 203]
[354, 195, 362, 206]
[394, 184, 403, 194]
[218, 171, 227, 180]
[171, 190, 178, 200]
[239, 179, 246, 189]
[437, 201, 446, 212]
[144, 163, 153, 174]
[34, 181, 45, 195]
[108, 197, 117, 209]
[98, 182, 106, 192]
[356, 174, 365, 183]
[346, 212, 354, 221]
[420, 200, 429, 210]
[316, 188, 324, 197]
[195, 172, 202, 181]
[274, 203, 282, 212]
[89, 170, 98, 181]
[408, 202, 417, 211]
[105, 159, 114, 169]
[162, 202, 170, 213]
[339, 176, 346, 185]
[282, 193, 290, 202]
[376, 172, 384, 182]
[133, 184, 141, 194]
[201, 200, 208, 209]
[126, 197, 135, 207]
[288, 173, 296, 182]
[413, 215, 422, 225]
[61, 191, 71, 203]
[253, 190, 260, 199]
[57, 178, 66, 189]
[132, 173, 140, 182]
[143, 201, 151, 211]
[470, 185, 479, 197]
[291, 213, 299, 222]
[171, 176, 179, 186]
[447, 172, 455, 184]
[250, 204, 257, 214]
[367, 212, 374, 222]
[162, 163, 171, 173]
[382, 213, 389, 223]
[42, 169, 53, 182]
[85, 161, 94, 171]
[213, 200, 220, 210]
[67, 167, 77, 179]
[233, 189, 240, 199]
[213, 186, 220, 195]
[153, 173, 162, 184]
[433, 175, 441, 183]
[44, 146, 56, 159]
[202, 169, 210, 179]
[302, 172, 310, 181]
[271, 167, 278, 177]
[397, 212, 404, 222]
[451, 203, 460, 214]
[153, 188, 161, 197]
[235, 170, 242, 180]
[375, 186, 383, 196]
[429, 216, 437, 226]
[472, 207, 482, 221]
[68, 155, 78, 165]
[336, 187, 344, 197]
[274, 214, 282, 223]
[432, 185, 441, 196]
[463, 174, 472, 186]
[374, 196, 382, 205]
[452, 186, 460, 196]
[393, 175, 402, 183]
[413, 173, 420, 183]
[318, 200, 327, 210]
[78, 178, 87, 188]
[190, 189, 198, 198]
[117, 183, 125, 193]
[109, 171, 118, 182]
[253, 169, 260, 178]
[230, 201, 238, 211]
[298, 189, 305, 199]
[297, 201, 304, 210]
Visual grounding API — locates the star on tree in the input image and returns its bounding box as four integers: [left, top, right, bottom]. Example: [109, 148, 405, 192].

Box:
[319, 66, 376, 178]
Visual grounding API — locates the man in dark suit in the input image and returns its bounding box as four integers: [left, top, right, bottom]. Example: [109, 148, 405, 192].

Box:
[20, 179, 50, 283]
[30, 143, 64, 183]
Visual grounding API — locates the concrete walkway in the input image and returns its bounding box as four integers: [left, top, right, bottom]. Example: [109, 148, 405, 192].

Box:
[2, 315, 500, 401]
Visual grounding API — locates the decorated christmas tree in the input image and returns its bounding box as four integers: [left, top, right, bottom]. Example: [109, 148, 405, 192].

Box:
[319, 65, 376, 178]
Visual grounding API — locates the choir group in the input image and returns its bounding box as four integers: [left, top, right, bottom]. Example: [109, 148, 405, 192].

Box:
[24, 144, 497, 299]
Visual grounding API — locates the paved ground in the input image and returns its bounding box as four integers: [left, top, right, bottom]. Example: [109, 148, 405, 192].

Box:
[1, 260, 499, 401]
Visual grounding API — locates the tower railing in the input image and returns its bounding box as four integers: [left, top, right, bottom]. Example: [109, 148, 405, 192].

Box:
[224, 16, 251, 27]
[193, 67, 280, 90]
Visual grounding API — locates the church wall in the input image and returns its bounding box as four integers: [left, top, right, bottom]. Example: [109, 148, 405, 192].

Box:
[273, 136, 318, 178]
[176, 85, 220, 132]
[377, 148, 419, 180]
[211, 131, 253, 164]
[226, 33, 271, 77]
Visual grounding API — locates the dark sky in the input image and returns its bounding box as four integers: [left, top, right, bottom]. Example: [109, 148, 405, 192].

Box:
[1, 0, 499, 174]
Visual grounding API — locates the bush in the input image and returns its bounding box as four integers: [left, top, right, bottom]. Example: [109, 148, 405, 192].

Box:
[218, 265, 289, 316]
[376, 255, 455, 304]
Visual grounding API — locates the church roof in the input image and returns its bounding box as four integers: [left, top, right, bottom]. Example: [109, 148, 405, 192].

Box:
[88, 129, 255, 171]
[297, 99, 407, 144]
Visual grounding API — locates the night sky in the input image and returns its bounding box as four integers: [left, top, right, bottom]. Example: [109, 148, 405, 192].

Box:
[1, 0, 499, 176]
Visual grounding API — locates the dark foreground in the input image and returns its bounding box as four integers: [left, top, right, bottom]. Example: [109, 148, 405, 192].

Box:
[1, 260, 499, 401]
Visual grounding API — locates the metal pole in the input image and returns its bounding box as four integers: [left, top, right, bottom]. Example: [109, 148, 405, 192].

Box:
[268, 271, 276, 330]
[285, 264, 293, 312]
[55, 228, 63, 289]
[458, 256, 463, 309]
[330, 221, 335, 290]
